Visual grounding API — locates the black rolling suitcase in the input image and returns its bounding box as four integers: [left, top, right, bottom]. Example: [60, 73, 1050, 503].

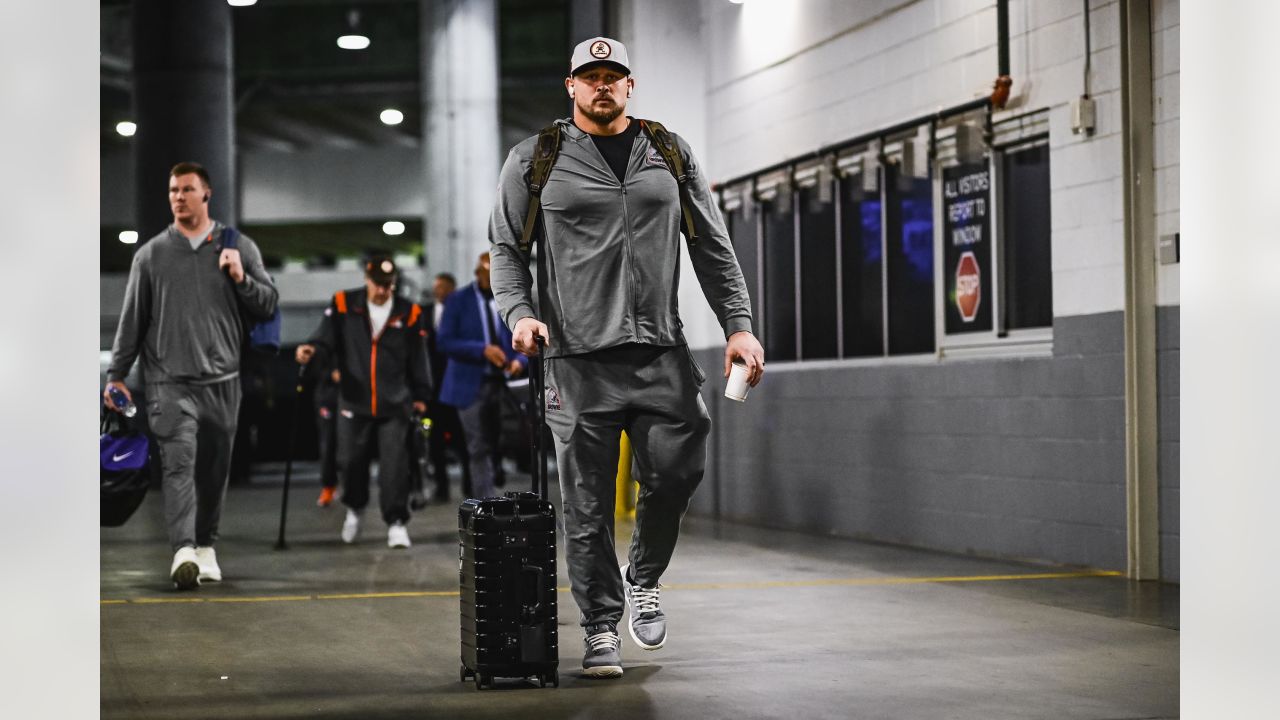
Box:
[458, 339, 559, 689]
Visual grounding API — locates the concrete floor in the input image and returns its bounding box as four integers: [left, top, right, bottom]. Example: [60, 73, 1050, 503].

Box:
[101, 464, 1179, 720]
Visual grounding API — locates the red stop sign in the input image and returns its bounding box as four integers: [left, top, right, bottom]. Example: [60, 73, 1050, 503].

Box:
[955, 251, 981, 322]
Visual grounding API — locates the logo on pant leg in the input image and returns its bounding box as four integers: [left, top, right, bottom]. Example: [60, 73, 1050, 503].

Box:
[546, 387, 561, 411]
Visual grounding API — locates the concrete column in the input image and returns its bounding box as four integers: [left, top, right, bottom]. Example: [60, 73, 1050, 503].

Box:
[131, 0, 235, 239]
[421, 0, 501, 278]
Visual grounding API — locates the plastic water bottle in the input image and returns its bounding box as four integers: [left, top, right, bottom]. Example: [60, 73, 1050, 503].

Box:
[108, 386, 137, 418]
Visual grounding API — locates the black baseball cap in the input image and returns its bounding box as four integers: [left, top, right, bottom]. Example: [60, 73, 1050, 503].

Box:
[365, 255, 398, 286]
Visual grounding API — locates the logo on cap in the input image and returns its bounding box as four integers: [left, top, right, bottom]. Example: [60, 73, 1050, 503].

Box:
[380, 260, 394, 274]
[590, 40, 611, 59]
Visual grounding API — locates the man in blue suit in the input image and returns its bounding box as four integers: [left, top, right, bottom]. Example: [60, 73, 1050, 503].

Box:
[438, 252, 528, 499]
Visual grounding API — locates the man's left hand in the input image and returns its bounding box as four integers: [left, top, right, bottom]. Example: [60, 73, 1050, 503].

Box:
[724, 331, 765, 387]
[219, 248, 245, 284]
[412, 401, 427, 414]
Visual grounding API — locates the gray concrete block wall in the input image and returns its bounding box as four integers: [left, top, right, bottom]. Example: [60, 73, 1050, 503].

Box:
[692, 310, 1140, 573]
[1157, 306, 1179, 582]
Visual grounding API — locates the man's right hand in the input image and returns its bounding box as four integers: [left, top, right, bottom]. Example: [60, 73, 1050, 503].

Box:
[296, 344, 316, 365]
[483, 344, 507, 368]
[102, 380, 132, 413]
[512, 316, 550, 355]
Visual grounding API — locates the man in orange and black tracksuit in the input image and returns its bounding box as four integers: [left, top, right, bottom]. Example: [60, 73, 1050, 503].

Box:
[296, 255, 432, 548]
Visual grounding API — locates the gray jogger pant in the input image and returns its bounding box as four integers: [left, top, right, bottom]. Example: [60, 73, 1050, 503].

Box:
[456, 377, 506, 500]
[543, 343, 711, 629]
[147, 379, 242, 552]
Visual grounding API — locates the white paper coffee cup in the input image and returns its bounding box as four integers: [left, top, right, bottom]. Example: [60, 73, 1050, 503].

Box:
[724, 361, 750, 402]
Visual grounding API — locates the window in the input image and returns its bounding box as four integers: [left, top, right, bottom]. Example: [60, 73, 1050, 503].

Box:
[761, 193, 796, 362]
[720, 108, 1053, 365]
[724, 190, 761, 334]
[1000, 142, 1053, 330]
[838, 173, 883, 357]
[885, 163, 936, 355]
[798, 184, 838, 360]
[939, 111, 1053, 349]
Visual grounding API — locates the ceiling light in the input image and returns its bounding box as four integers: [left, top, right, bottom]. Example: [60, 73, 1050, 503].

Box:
[338, 10, 370, 50]
[337, 34, 370, 50]
[382, 221, 406, 236]
[118, 231, 139, 244]
[115, 121, 136, 137]
[227, 0, 258, 7]
[380, 108, 404, 126]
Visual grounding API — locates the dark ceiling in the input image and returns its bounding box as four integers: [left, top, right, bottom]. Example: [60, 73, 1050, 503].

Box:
[102, 0, 570, 152]
[100, 0, 575, 269]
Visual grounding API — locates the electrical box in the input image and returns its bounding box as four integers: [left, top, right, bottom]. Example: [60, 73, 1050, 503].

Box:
[1072, 96, 1097, 135]
[1158, 233, 1180, 265]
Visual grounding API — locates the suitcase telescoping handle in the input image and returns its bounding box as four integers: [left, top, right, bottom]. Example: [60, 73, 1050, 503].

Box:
[530, 335, 548, 499]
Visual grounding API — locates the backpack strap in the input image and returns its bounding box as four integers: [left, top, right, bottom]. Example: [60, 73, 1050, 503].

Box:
[519, 123, 563, 255]
[334, 290, 348, 314]
[637, 119, 699, 247]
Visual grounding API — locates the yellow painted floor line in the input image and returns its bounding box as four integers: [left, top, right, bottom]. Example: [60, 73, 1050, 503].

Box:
[316, 591, 460, 600]
[665, 570, 1123, 591]
[101, 569, 1120, 606]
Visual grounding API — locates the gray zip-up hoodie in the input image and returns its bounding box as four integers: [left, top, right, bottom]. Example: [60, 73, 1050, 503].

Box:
[108, 222, 278, 385]
[488, 117, 752, 358]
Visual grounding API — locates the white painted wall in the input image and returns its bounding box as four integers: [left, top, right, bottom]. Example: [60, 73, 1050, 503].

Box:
[242, 145, 425, 223]
[101, 145, 426, 227]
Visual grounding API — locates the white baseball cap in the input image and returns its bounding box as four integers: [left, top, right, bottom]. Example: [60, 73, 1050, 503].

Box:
[569, 36, 631, 76]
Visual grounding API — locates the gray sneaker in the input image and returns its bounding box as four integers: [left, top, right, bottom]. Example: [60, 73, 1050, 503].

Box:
[582, 623, 623, 678]
[621, 564, 666, 650]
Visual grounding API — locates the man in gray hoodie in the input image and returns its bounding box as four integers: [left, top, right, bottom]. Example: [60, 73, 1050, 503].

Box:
[489, 37, 765, 678]
[104, 162, 278, 590]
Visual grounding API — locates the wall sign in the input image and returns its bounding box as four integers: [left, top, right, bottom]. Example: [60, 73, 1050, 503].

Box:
[943, 162, 992, 333]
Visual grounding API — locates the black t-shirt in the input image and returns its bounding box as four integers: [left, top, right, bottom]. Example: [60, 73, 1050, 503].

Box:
[588, 118, 641, 184]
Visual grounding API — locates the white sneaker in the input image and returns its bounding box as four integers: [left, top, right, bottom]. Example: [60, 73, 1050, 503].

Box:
[170, 546, 200, 590]
[194, 546, 222, 582]
[341, 509, 362, 544]
[387, 522, 411, 549]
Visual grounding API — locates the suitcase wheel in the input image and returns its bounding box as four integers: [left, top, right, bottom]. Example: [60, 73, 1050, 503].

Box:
[459, 665, 469, 683]
[474, 672, 487, 690]
[545, 669, 559, 688]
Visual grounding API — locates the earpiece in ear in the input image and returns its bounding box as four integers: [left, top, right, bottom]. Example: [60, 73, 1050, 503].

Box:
[204, 194, 210, 202]
[569, 90, 575, 98]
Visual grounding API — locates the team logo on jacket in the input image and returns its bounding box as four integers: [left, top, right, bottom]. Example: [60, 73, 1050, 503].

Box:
[546, 387, 562, 411]
[645, 146, 667, 169]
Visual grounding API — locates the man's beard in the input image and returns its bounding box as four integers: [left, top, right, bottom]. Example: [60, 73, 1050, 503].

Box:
[578, 95, 624, 125]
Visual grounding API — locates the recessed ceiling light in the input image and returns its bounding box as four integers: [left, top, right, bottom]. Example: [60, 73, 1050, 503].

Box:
[380, 109, 404, 126]
[227, 0, 258, 7]
[118, 230, 139, 244]
[115, 121, 137, 137]
[337, 34, 370, 50]
[382, 221, 406, 236]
